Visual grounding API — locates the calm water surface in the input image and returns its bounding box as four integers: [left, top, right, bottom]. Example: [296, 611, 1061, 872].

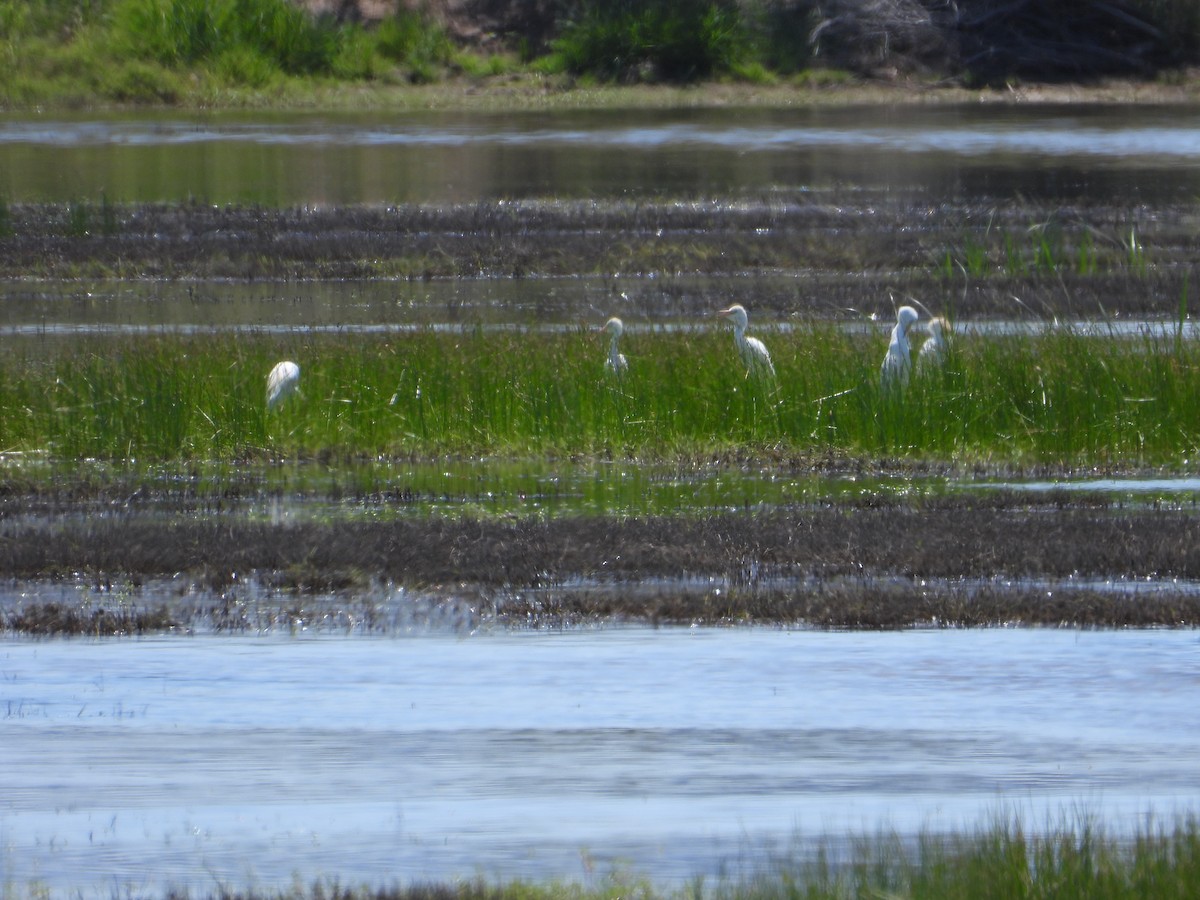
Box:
[7, 280, 1200, 340]
[3, 628, 1198, 895]
[2, 105, 1198, 204]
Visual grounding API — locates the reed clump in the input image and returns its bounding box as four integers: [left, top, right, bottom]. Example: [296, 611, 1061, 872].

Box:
[1, 323, 1198, 468]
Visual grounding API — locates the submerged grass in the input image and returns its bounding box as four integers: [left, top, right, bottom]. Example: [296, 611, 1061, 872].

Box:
[2, 323, 1200, 467]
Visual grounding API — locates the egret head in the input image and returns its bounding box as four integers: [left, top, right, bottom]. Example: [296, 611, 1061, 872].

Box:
[926, 316, 946, 340]
[600, 316, 624, 337]
[896, 305, 919, 332]
[717, 304, 749, 330]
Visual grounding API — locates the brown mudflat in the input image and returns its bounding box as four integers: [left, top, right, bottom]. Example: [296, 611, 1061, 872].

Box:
[0, 198, 1192, 322]
[4, 490, 1199, 633]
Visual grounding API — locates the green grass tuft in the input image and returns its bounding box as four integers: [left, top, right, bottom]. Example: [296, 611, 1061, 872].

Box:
[938, 222, 1158, 282]
[112, 0, 342, 75]
[548, 0, 747, 83]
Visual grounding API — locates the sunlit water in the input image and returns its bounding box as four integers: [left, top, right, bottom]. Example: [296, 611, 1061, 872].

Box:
[7, 278, 1200, 336]
[7, 453, 1200, 524]
[2, 105, 1199, 204]
[2, 628, 1198, 895]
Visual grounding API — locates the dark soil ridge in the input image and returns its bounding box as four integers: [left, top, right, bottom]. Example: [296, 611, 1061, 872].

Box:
[10, 497, 1197, 586]
[1, 199, 1194, 319]
[5, 494, 1200, 631]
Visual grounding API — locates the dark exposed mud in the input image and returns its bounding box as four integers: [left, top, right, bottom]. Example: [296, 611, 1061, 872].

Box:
[4, 491, 1200, 632]
[1, 198, 1195, 320]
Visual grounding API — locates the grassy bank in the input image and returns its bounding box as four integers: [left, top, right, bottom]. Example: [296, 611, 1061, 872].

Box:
[2, 0, 1200, 111]
[3, 325, 1199, 467]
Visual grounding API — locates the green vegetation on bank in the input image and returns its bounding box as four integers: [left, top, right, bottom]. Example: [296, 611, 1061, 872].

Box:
[2, 0, 1200, 109]
[0, 0, 479, 107]
[4, 323, 1200, 468]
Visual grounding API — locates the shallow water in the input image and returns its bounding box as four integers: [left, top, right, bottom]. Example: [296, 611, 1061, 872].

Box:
[3, 278, 1200, 336]
[0, 456, 947, 522]
[2, 105, 1198, 204]
[2, 628, 1198, 895]
[8, 450, 1200, 524]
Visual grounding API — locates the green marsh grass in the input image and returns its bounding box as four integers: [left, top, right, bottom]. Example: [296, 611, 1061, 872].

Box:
[940, 223, 1155, 282]
[3, 323, 1200, 467]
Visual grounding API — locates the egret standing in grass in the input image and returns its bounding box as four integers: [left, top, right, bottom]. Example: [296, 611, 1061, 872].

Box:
[266, 360, 301, 409]
[717, 304, 775, 378]
[880, 305, 919, 389]
[917, 316, 948, 375]
[599, 316, 628, 376]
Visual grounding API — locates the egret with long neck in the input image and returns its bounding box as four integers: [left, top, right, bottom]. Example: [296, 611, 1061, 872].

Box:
[716, 304, 775, 378]
[600, 316, 628, 375]
[880, 305, 919, 388]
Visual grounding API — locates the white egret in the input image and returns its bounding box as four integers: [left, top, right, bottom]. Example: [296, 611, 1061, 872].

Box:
[916, 316, 948, 375]
[266, 360, 301, 409]
[880, 305, 919, 388]
[716, 304, 775, 378]
[599, 316, 628, 375]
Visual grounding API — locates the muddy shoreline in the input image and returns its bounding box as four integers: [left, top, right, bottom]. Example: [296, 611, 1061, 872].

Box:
[2, 198, 1195, 321]
[5, 492, 1200, 632]
[4, 189, 1200, 633]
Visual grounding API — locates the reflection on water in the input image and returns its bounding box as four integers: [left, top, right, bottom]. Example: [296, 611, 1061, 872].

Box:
[2, 628, 1197, 895]
[3, 107, 1198, 157]
[0, 455, 945, 521]
[2, 105, 1198, 204]
[984, 477, 1200, 495]
[6, 450, 1200, 525]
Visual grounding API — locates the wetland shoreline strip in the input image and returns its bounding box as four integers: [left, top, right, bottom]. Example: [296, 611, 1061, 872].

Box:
[6, 496, 1200, 631]
[0, 199, 1194, 321]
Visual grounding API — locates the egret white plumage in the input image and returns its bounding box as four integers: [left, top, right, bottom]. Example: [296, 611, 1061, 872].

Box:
[599, 316, 628, 375]
[716, 304, 775, 378]
[916, 316, 948, 375]
[266, 360, 301, 409]
[880, 305, 919, 388]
